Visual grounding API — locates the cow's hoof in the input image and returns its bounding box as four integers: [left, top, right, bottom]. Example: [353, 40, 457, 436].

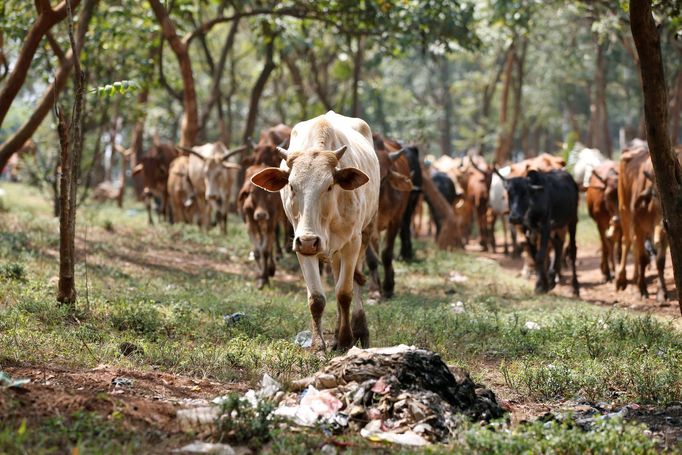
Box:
[615, 277, 627, 291]
[256, 278, 266, 290]
[381, 289, 394, 299]
[534, 285, 548, 295]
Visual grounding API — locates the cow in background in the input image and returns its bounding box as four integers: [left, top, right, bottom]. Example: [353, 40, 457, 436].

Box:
[167, 155, 195, 224]
[586, 160, 620, 283]
[251, 111, 380, 352]
[487, 165, 517, 255]
[184, 142, 243, 233]
[615, 143, 680, 302]
[568, 144, 606, 191]
[131, 141, 179, 225]
[502, 169, 580, 296]
[238, 163, 287, 289]
[366, 134, 412, 298]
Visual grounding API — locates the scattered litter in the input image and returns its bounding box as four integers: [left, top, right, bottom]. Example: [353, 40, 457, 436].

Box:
[177, 406, 220, 430]
[111, 377, 133, 388]
[223, 312, 245, 325]
[366, 298, 379, 306]
[294, 330, 313, 348]
[119, 342, 144, 356]
[448, 271, 468, 283]
[361, 427, 429, 446]
[524, 321, 541, 331]
[125, 209, 139, 217]
[217, 247, 229, 255]
[0, 371, 30, 389]
[597, 319, 609, 330]
[320, 443, 338, 455]
[450, 301, 465, 314]
[173, 441, 235, 454]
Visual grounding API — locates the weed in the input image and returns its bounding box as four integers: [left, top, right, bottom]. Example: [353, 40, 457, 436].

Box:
[0, 262, 25, 281]
[215, 393, 276, 448]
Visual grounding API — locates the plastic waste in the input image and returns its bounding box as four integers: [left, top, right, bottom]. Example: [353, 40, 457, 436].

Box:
[524, 321, 541, 330]
[294, 330, 313, 348]
[172, 441, 235, 454]
[450, 301, 465, 314]
[223, 312, 245, 325]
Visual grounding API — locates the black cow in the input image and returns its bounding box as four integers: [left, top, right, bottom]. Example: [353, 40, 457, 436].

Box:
[502, 169, 579, 296]
[399, 145, 422, 260]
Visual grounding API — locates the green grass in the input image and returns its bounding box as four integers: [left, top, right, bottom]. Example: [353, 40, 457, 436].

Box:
[0, 181, 680, 452]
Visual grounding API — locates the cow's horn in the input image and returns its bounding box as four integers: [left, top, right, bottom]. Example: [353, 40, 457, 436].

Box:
[492, 165, 507, 183]
[176, 145, 194, 154]
[333, 145, 347, 160]
[276, 147, 289, 160]
[222, 144, 248, 161]
[592, 171, 606, 184]
[470, 157, 487, 175]
[388, 149, 404, 161]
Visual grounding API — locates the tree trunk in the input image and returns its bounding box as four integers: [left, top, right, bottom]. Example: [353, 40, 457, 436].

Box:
[0, 0, 94, 173]
[630, 0, 682, 314]
[284, 53, 308, 119]
[242, 23, 276, 144]
[506, 37, 527, 160]
[351, 36, 365, 118]
[591, 41, 612, 157]
[669, 63, 682, 144]
[494, 41, 515, 165]
[57, 0, 88, 307]
[438, 57, 453, 156]
[0, 0, 80, 127]
[148, 0, 199, 147]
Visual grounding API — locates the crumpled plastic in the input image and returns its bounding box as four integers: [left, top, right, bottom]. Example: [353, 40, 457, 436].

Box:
[274, 385, 343, 427]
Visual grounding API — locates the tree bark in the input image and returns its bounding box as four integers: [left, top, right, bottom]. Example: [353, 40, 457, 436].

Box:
[494, 41, 516, 165]
[242, 23, 276, 144]
[421, 168, 462, 250]
[0, 0, 93, 173]
[351, 35, 365, 117]
[57, 0, 88, 307]
[669, 63, 682, 144]
[438, 57, 453, 157]
[283, 53, 308, 119]
[0, 0, 80, 127]
[589, 41, 612, 157]
[148, 0, 199, 147]
[630, 0, 682, 314]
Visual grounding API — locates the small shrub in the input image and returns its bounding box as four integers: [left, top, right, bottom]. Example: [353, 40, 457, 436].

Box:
[215, 393, 276, 447]
[110, 302, 162, 338]
[0, 263, 25, 281]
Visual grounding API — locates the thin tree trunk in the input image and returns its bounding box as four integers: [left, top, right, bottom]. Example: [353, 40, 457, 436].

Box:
[630, 0, 682, 314]
[284, 53, 308, 119]
[494, 41, 515, 165]
[0, 0, 94, 172]
[591, 41, 612, 157]
[148, 0, 199, 147]
[506, 37, 527, 159]
[351, 36, 365, 117]
[0, 0, 81, 127]
[439, 57, 453, 157]
[242, 23, 276, 144]
[57, 0, 88, 307]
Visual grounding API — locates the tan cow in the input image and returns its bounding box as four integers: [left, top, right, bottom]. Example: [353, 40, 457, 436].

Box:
[167, 156, 195, 224]
[184, 142, 243, 233]
[586, 160, 620, 282]
[615, 144, 681, 302]
[251, 111, 380, 352]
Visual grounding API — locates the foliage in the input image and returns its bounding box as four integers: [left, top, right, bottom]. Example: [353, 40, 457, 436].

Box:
[215, 394, 277, 447]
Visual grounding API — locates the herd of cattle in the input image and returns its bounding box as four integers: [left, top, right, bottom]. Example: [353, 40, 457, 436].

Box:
[126, 111, 679, 350]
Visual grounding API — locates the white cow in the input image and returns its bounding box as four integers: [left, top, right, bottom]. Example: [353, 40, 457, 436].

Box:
[184, 142, 242, 233]
[488, 165, 518, 255]
[252, 111, 380, 352]
[568, 144, 606, 190]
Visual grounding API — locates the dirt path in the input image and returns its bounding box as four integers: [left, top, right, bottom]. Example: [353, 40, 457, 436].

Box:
[466, 236, 682, 324]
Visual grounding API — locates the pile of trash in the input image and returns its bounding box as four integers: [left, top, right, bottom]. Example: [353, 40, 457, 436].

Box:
[177, 345, 505, 447]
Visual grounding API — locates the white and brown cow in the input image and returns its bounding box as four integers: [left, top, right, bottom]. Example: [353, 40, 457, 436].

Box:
[251, 111, 380, 352]
[183, 142, 243, 233]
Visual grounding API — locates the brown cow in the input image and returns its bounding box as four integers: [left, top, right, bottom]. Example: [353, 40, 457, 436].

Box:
[167, 155, 195, 224]
[586, 160, 620, 282]
[238, 164, 286, 289]
[132, 141, 180, 225]
[366, 134, 412, 298]
[615, 145, 681, 302]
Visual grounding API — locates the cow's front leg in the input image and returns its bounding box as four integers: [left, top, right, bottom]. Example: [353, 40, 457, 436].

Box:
[534, 226, 550, 294]
[299, 255, 326, 352]
[334, 238, 362, 351]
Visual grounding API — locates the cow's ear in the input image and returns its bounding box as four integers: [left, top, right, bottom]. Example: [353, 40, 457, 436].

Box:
[251, 167, 289, 192]
[335, 167, 369, 190]
[388, 171, 413, 192]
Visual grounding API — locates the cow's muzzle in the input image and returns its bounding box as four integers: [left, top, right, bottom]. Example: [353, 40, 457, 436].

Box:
[509, 215, 523, 225]
[294, 235, 321, 256]
[254, 209, 269, 221]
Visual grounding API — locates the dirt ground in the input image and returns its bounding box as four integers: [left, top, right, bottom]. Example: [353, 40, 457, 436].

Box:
[464, 234, 682, 324]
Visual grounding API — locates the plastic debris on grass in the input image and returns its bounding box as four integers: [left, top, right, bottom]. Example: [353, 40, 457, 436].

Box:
[294, 330, 313, 348]
[448, 271, 468, 283]
[173, 441, 235, 454]
[524, 321, 541, 330]
[223, 312, 245, 325]
[0, 371, 30, 389]
[450, 301, 465, 314]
